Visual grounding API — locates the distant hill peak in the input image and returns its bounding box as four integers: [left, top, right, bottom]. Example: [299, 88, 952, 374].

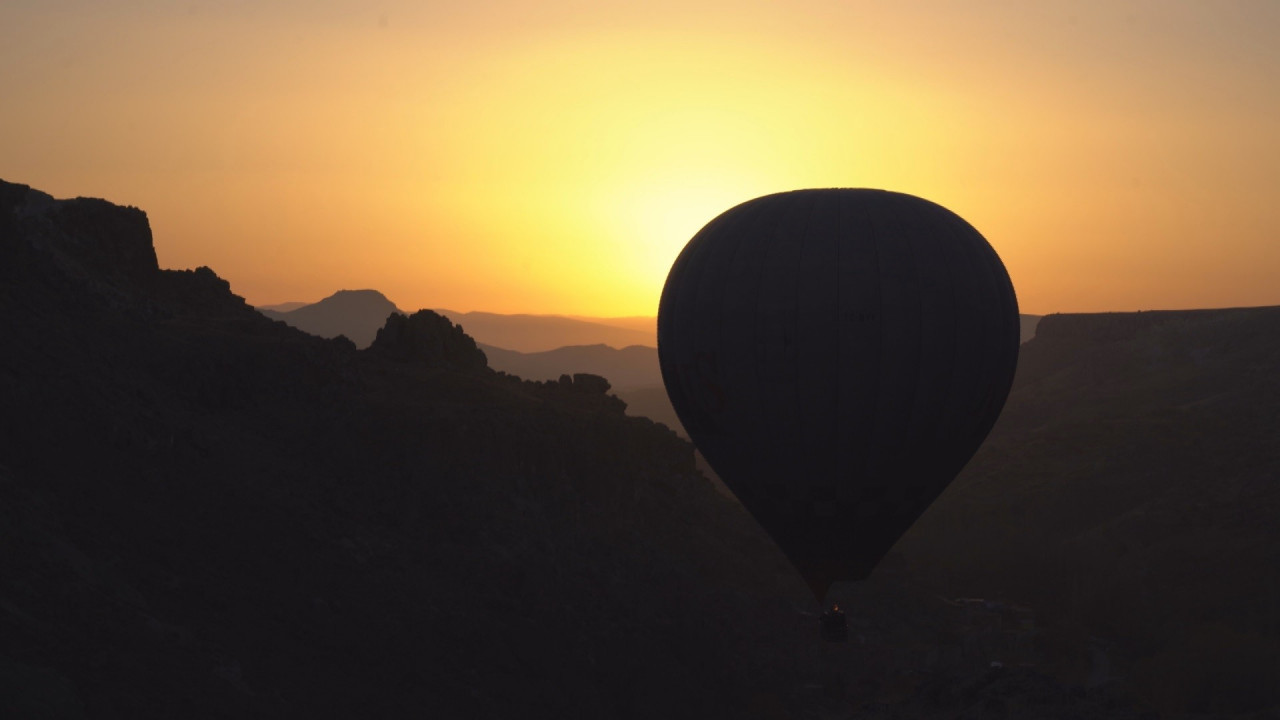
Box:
[314, 288, 398, 307]
[259, 289, 404, 348]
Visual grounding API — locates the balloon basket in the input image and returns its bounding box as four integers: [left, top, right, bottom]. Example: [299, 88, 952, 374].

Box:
[819, 606, 848, 643]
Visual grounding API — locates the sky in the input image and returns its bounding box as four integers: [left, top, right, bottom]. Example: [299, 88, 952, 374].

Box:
[3, 0, 1278, 316]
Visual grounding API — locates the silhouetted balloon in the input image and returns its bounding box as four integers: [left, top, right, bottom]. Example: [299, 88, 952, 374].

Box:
[658, 189, 1019, 601]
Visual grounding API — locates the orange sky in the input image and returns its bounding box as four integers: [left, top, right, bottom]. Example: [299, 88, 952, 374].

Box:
[3, 1, 1278, 316]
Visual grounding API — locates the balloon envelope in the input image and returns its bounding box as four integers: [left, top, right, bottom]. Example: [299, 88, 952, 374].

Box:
[657, 189, 1019, 601]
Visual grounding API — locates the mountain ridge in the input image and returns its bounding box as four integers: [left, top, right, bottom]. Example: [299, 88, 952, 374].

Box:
[260, 293, 1044, 402]
[263, 297, 1044, 354]
[7, 178, 1264, 717]
[1, 179, 825, 718]
[480, 342, 661, 391]
[432, 309, 654, 352]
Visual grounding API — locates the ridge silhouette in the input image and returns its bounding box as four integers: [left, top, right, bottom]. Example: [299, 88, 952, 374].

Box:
[3, 179, 1275, 717]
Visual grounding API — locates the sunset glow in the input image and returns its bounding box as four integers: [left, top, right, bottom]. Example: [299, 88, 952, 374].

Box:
[4, 1, 1278, 316]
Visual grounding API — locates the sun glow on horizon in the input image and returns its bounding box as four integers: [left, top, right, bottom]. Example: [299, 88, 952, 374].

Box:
[3, 1, 1278, 316]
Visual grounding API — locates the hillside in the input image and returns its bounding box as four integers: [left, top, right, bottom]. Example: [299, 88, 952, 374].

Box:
[619, 305, 1280, 715]
[0, 179, 1199, 719]
[896, 306, 1280, 715]
[0, 180, 820, 718]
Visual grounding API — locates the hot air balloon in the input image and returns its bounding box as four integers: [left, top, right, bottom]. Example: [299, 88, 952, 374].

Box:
[657, 189, 1019, 603]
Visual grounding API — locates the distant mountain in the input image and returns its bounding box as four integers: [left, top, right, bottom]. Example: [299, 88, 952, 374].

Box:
[564, 314, 657, 339]
[484, 313, 1034, 397]
[260, 289, 403, 347]
[435, 310, 653, 352]
[481, 343, 660, 391]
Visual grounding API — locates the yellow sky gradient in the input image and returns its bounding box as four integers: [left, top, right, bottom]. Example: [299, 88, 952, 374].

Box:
[3, 1, 1278, 316]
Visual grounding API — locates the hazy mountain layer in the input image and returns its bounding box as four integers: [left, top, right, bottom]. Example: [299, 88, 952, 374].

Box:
[264, 302, 1040, 359]
[259, 295, 657, 354]
[481, 343, 660, 391]
[258, 297, 665, 388]
[256, 301, 309, 313]
[564, 314, 657, 338]
[263, 296, 1039, 402]
[435, 310, 653, 352]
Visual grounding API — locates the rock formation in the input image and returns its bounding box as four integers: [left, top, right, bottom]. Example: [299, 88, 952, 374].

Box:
[368, 309, 489, 370]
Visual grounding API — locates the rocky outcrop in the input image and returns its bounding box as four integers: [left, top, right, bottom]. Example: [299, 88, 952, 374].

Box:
[561, 371, 611, 394]
[367, 309, 489, 370]
[0, 180, 815, 719]
[2, 180, 157, 287]
[535, 372, 627, 415]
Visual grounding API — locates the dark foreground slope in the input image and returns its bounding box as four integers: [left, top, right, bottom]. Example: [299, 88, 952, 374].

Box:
[0, 180, 1164, 720]
[897, 307, 1280, 715]
[0, 181, 817, 718]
